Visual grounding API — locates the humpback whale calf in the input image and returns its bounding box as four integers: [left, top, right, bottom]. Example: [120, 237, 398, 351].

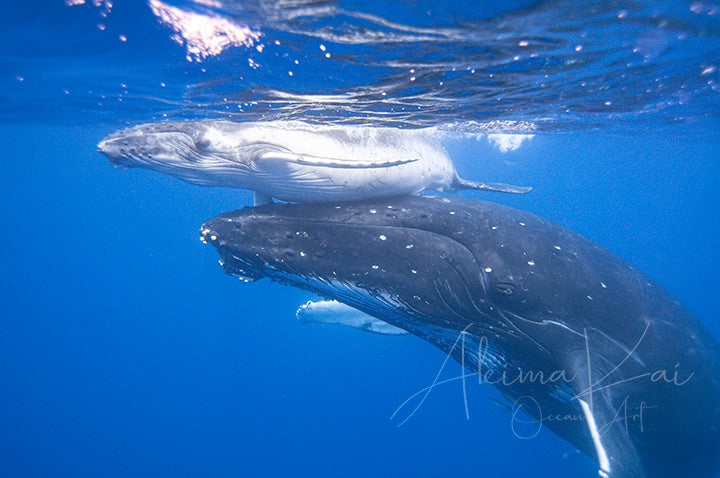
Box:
[98, 121, 530, 204]
[200, 196, 720, 478]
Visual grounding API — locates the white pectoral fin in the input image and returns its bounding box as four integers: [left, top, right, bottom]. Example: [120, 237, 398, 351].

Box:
[296, 300, 408, 335]
[260, 151, 418, 169]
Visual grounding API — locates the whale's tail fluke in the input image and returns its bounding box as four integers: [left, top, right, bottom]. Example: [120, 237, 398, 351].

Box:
[454, 177, 532, 194]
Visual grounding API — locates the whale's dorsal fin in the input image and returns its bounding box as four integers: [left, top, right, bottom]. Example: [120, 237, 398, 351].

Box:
[260, 151, 418, 169]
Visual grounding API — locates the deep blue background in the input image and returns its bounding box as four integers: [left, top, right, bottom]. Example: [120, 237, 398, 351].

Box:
[1, 122, 717, 477]
[1, 1, 719, 477]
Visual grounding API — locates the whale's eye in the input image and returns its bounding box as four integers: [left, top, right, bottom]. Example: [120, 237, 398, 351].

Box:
[494, 282, 516, 296]
[195, 138, 212, 150]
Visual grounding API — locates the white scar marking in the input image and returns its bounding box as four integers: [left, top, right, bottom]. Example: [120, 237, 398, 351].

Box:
[581, 327, 611, 477]
[578, 398, 611, 477]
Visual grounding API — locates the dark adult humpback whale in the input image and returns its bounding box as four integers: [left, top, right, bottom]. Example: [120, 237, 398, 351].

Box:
[97, 121, 530, 204]
[200, 196, 720, 478]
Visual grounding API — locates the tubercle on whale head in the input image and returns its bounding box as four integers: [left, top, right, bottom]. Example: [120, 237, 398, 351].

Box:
[97, 121, 275, 171]
[200, 206, 333, 285]
[97, 121, 228, 167]
[199, 220, 266, 283]
[98, 129, 194, 167]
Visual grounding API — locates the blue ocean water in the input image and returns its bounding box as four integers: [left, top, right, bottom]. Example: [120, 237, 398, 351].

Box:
[1, 1, 719, 477]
